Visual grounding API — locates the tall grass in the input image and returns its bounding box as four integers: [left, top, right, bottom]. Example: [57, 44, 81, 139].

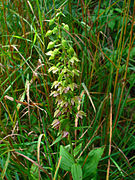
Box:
[0, 0, 135, 179]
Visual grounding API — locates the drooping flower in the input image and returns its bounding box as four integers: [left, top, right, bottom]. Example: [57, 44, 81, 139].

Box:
[62, 131, 69, 138]
[52, 119, 60, 130]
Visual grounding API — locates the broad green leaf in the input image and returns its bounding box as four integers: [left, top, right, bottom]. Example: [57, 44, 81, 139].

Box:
[60, 145, 75, 171]
[83, 147, 104, 179]
[71, 163, 82, 180]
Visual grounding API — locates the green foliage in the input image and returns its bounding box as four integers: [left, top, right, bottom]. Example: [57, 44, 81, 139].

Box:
[30, 164, 39, 180]
[71, 163, 82, 180]
[83, 147, 104, 179]
[60, 145, 75, 171]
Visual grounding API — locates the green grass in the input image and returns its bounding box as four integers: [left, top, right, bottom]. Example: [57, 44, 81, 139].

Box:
[0, 0, 135, 179]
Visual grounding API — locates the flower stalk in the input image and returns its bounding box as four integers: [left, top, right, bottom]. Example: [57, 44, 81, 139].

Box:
[46, 10, 86, 157]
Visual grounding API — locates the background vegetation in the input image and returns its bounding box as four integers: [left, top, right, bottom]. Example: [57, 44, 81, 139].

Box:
[0, 0, 135, 179]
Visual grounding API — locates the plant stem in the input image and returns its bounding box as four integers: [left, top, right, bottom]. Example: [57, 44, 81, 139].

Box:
[68, 133, 75, 161]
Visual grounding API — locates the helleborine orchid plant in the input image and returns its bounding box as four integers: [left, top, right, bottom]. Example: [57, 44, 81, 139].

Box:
[46, 11, 86, 157]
